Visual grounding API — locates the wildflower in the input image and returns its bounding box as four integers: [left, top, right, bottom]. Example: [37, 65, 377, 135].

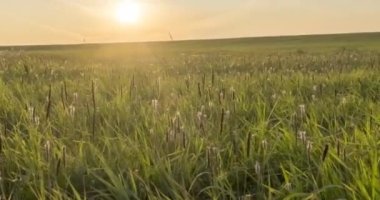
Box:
[306, 141, 313, 151]
[299, 104, 306, 116]
[312, 85, 318, 91]
[151, 99, 158, 111]
[73, 92, 78, 102]
[341, 97, 347, 105]
[240, 194, 254, 200]
[68, 105, 75, 117]
[261, 139, 268, 149]
[298, 131, 307, 143]
[44, 140, 51, 161]
[208, 101, 214, 108]
[197, 111, 203, 122]
[283, 182, 292, 190]
[28, 106, 34, 121]
[312, 95, 316, 101]
[34, 116, 40, 125]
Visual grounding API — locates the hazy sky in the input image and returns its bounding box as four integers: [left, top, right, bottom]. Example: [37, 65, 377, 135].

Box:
[1, 0, 380, 45]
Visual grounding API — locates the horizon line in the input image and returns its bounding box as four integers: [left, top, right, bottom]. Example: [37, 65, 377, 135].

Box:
[1, 31, 380, 48]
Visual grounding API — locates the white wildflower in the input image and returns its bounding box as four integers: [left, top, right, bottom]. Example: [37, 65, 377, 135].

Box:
[299, 104, 306, 116]
[44, 140, 51, 160]
[34, 116, 40, 125]
[28, 106, 34, 121]
[312, 85, 318, 91]
[197, 111, 203, 122]
[208, 101, 214, 108]
[298, 131, 307, 143]
[341, 97, 347, 105]
[73, 92, 78, 102]
[283, 182, 292, 190]
[306, 141, 313, 151]
[68, 105, 76, 117]
[261, 139, 268, 149]
[151, 99, 158, 111]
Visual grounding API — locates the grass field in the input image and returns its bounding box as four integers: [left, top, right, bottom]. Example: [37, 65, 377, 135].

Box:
[0, 32, 380, 199]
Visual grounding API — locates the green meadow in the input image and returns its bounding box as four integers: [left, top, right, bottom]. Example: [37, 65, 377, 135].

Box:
[0, 32, 379, 199]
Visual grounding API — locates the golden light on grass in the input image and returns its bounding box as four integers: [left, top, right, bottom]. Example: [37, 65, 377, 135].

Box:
[116, 1, 142, 24]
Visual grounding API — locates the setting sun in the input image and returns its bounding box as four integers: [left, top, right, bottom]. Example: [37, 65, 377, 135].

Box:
[116, 1, 141, 24]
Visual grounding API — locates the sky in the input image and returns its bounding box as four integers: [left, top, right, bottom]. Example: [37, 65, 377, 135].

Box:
[1, 0, 380, 45]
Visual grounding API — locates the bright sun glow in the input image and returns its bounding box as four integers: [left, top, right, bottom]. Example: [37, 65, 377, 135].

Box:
[116, 1, 141, 24]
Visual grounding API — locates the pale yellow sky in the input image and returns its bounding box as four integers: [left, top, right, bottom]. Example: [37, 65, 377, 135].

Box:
[1, 0, 380, 45]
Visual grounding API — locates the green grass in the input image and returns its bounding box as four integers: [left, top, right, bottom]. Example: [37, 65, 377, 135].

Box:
[0, 32, 379, 199]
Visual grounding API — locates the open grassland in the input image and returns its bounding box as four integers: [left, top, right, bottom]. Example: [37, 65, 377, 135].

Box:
[0, 33, 380, 199]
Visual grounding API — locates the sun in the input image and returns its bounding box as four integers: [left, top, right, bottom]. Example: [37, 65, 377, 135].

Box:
[116, 1, 141, 24]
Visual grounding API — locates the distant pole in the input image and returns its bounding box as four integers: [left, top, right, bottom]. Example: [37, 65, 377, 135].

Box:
[169, 32, 174, 41]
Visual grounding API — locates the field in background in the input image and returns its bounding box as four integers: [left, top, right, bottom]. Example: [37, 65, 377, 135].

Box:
[0, 32, 379, 199]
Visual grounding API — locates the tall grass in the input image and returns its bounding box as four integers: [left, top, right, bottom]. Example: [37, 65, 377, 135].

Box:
[0, 45, 379, 199]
